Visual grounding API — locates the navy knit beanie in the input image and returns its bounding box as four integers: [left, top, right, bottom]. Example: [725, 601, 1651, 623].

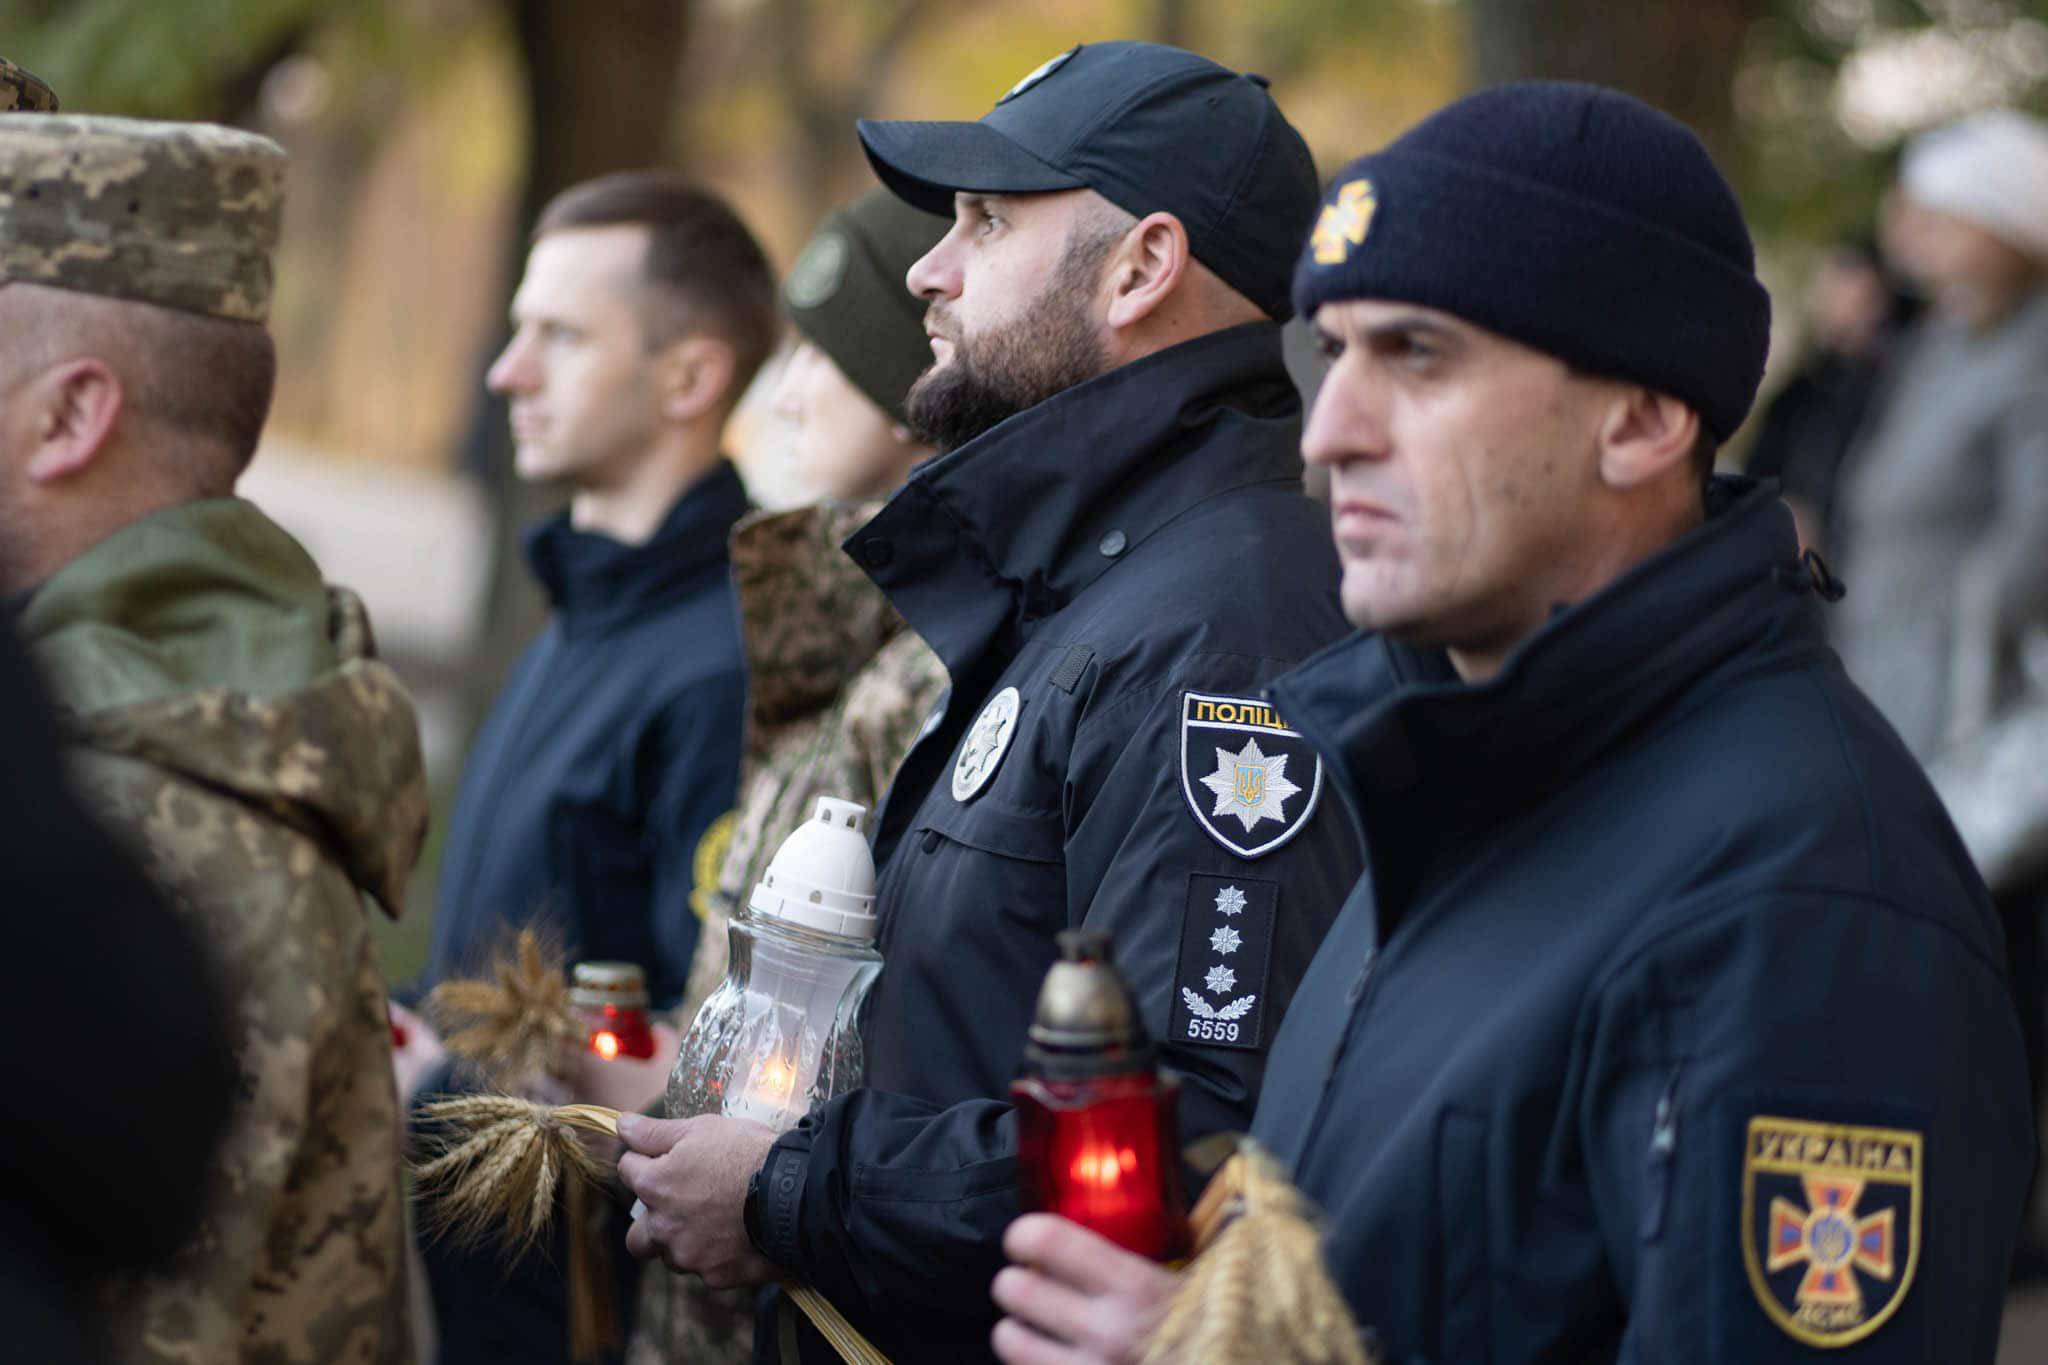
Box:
[1293, 82, 1771, 440]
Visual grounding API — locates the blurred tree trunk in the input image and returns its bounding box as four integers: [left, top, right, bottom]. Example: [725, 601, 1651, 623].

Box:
[454, 0, 694, 740]
[1465, 0, 1767, 170]
[767, 0, 937, 226]
[1153, 0, 1196, 48]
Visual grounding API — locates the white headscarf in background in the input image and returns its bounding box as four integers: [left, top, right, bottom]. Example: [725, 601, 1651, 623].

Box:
[1902, 109, 2048, 262]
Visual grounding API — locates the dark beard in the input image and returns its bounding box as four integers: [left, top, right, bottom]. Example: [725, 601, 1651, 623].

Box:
[904, 230, 1114, 453]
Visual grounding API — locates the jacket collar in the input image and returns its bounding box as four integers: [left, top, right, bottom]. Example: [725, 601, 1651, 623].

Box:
[19, 497, 338, 713]
[731, 500, 905, 730]
[524, 459, 749, 634]
[848, 322, 1303, 677]
[1272, 479, 1836, 928]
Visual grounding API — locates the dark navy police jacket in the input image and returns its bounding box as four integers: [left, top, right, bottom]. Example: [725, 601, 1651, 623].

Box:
[420, 462, 749, 1365]
[748, 324, 1361, 1360]
[427, 460, 749, 1010]
[1256, 480, 2032, 1364]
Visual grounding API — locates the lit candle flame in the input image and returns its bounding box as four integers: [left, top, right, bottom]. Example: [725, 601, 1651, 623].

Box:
[591, 1030, 620, 1061]
[1070, 1145, 1138, 1190]
[751, 1055, 797, 1105]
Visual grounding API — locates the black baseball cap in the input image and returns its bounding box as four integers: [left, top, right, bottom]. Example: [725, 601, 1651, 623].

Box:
[856, 41, 1318, 320]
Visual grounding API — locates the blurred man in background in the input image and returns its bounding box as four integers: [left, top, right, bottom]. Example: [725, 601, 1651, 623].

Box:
[402, 171, 776, 1365]
[1742, 236, 1918, 552]
[0, 112, 427, 1363]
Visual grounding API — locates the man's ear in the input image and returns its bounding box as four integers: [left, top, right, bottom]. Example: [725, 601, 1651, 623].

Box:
[658, 335, 739, 424]
[1103, 212, 1191, 331]
[24, 358, 123, 484]
[1595, 386, 1700, 492]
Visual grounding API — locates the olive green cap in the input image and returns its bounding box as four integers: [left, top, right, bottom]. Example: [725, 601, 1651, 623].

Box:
[0, 114, 285, 322]
[783, 186, 948, 424]
[0, 59, 57, 113]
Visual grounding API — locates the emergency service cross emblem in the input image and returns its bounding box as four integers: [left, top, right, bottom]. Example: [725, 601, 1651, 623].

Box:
[1742, 1115, 1921, 1349]
[1179, 691, 1323, 859]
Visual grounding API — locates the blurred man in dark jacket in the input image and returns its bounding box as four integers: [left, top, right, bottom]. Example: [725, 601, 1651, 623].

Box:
[404, 172, 776, 1365]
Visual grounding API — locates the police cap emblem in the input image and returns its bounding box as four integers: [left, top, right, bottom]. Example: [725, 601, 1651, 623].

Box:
[997, 46, 1079, 105]
[1179, 691, 1323, 859]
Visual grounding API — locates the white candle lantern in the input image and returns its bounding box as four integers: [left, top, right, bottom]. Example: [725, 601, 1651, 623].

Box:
[666, 796, 881, 1131]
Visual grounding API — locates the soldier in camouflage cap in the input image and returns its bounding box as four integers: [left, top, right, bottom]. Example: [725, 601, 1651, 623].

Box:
[0, 57, 58, 112]
[0, 114, 283, 320]
[0, 116, 424, 1364]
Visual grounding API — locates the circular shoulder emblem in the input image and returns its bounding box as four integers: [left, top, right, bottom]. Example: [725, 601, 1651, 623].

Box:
[952, 686, 1021, 802]
[785, 230, 850, 310]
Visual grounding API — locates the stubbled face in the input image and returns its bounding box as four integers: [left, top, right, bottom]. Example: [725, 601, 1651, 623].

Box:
[901, 190, 1114, 452]
[487, 225, 663, 488]
[773, 339, 912, 501]
[1303, 298, 1613, 660]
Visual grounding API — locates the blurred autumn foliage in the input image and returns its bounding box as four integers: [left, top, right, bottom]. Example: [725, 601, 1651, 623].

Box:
[10, 0, 2043, 475]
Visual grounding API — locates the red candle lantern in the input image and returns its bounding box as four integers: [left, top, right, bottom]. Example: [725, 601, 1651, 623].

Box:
[1011, 929, 1189, 1261]
[569, 960, 657, 1061]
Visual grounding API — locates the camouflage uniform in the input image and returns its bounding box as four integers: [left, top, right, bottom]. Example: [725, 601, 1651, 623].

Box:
[628, 500, 946, 1365]
[1, 114, 422, 1364]
[20, 498, 427, 1365]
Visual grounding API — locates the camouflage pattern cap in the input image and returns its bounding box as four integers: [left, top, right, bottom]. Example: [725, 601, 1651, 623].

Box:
[0, 58, 58, 112]
[0, 115, 285, 322]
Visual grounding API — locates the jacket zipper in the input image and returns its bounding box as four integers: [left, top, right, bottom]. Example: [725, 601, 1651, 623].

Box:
[1641, 1065, 1683, 1241]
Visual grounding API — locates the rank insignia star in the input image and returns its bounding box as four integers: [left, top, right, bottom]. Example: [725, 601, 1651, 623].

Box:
[1173, 874, 1277, 1051]
[1179, 693, 1323, 859]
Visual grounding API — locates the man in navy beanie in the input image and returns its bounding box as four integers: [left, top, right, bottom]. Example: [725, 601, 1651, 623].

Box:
[990, 82, 2033, 1363]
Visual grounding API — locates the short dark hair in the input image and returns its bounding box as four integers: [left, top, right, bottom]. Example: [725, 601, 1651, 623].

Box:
[125, 308, 276, 489]
[536, 172, 778, 406]
[1, 286, 275, 494]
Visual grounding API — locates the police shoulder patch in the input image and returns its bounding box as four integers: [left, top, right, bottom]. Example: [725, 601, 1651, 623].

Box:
[1169, 874, 1276, 1051]
[1742, 1114, 1922, 1348]
[690, 809, 737, 921]
[1179, 691, 1323, 859]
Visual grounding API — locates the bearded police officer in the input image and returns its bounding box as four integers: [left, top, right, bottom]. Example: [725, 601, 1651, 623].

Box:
[617, 41, 1360, 1361]
[991, 83, 2032, 1365]
[0, 115, 426, 1362]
